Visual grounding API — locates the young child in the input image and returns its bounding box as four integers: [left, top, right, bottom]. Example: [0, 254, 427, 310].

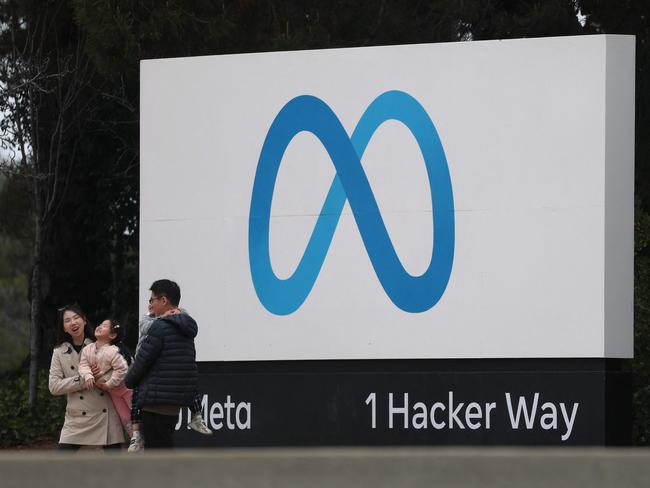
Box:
[127, 305, 211, 452]
[78, 319, 133, 436]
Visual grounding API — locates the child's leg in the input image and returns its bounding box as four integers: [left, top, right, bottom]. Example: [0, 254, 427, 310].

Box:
[109, 385, 133, 433]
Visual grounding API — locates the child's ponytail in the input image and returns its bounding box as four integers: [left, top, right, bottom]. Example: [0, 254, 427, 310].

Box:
[108, 320, 134, 365]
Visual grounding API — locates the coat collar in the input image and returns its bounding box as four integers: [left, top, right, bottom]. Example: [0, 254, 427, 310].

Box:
[57, 337, 93, 354]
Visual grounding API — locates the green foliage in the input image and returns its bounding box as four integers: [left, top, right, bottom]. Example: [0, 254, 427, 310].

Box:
[631, 200, 650, 443]
[73, 0, 235, 77]
[0, 174, 31, 373]
[580, 0, 650, 214]
[0, 267, 30, 373]
[0, 173, 32, 240]
[0, 370, 65, 447]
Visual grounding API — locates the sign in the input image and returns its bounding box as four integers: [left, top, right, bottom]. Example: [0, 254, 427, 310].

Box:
[140, 35, 634, 361]
[172, 360, 631, 446]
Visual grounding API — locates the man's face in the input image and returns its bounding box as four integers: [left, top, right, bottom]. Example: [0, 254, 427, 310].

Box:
[148, 292, 170, 317]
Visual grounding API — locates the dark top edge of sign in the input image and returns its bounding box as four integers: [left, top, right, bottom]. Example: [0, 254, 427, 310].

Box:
[199, 358, 624, 374]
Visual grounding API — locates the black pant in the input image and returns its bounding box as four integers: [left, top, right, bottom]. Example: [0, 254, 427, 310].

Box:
[132, 391, 202, 423]
[131, 387, 141, 422]
[141, 410, 177, 448]
[57, 443, 122, 451]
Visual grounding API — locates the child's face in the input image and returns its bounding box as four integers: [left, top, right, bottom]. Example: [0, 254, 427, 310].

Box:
[95, 320, 116, 341]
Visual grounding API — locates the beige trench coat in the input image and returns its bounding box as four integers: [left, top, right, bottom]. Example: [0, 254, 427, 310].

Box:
[48, 339, 124, 446]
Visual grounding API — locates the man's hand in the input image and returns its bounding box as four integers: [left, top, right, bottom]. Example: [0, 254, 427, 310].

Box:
[161, 308, 181, 317]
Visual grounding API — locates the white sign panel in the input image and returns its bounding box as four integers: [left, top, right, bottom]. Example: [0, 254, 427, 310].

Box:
[140, 35, 634, 360]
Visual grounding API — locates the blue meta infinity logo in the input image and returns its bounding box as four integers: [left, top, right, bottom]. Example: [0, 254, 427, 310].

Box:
[248, 90, 454, 315]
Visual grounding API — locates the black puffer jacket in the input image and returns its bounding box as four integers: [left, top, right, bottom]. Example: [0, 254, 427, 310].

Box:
[125, 313, 198, 407]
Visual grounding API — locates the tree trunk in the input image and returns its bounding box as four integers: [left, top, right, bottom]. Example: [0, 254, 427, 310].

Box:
[28, 204, 42, 409]
[110, 227, 118, 317]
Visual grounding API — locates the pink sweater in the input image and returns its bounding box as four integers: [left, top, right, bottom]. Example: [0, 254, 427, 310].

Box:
[78, 342, 129, 390]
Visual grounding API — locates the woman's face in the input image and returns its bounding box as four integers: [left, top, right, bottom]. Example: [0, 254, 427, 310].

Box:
[62, 310, 86, 342]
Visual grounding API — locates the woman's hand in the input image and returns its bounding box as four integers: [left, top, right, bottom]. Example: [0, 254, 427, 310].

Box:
[161, 308, 181, 317]
[84, 377, 95, 390]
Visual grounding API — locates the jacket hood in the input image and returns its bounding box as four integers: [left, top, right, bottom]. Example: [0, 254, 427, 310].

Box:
[159, 313, 198, 338]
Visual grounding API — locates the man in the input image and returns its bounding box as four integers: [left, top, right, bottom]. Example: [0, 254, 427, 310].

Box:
[125, 279, 199, 448]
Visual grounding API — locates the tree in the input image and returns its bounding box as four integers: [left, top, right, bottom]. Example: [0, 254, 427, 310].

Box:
[0, 0, 97, 406]
[0, 173, 31, 373]
[2, 0, 649, 444]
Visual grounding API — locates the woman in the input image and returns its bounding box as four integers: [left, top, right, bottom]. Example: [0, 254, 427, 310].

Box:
[48, 304, 125, 450]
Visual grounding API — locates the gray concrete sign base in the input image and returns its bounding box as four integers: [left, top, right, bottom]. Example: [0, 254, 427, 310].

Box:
[1, 448, 650, 488]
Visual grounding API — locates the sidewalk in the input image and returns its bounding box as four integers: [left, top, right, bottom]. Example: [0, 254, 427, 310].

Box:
[2, 447, 650, 488]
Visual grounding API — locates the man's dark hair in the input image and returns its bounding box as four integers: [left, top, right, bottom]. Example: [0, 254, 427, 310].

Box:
[150, 279, 181, 306]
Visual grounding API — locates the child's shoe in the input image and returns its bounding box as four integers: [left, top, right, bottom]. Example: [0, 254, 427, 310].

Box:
[189, 412, 213, 435]
[127, 430, 144, 452]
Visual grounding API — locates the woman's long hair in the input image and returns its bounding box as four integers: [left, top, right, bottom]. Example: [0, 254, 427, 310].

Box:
[55, 304, 94, 346]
